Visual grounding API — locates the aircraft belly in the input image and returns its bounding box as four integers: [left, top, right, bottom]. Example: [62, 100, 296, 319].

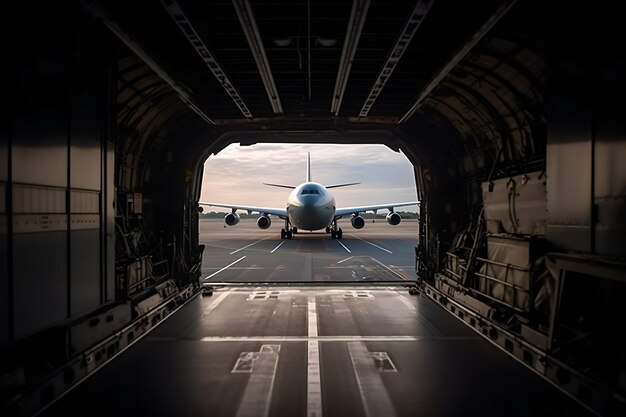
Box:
[289, 206, 333, 230]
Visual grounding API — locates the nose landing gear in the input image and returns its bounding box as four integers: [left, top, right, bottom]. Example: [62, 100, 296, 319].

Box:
[330, 220, 343, 239]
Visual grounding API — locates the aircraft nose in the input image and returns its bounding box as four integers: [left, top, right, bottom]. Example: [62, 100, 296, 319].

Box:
[299, 195, 318, 208]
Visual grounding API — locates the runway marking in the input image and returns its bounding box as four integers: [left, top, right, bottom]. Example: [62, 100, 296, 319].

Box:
[337, 256, 353, 264]
[307, 296, 322, 417]
[204, 256, 246, 280]
[247, 291, 280, 301]
[370, 352, 397, 372]
[337, 240, 351, 253]
[308, 296, 318, 337]
[348, 341, 397, 417]
[200, 336, 419, 342]
[270, 241, 285, 253]
[344, 290, 374, 299]
[165, 335, 479, 342]
[350, 234, 393, 253]
[203, 266, 268, 271]
[234, 345, 280, 417]
[230, 237, 270, 254]
[369, 257, 408, 280]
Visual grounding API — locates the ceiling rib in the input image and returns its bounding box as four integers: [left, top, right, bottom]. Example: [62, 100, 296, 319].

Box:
[232, 0, 283, 114]
[82, 0, 215, 125]
[331, 0, 370, 116]
[160, 0, 253, 118]
[398, 0, 518, 124]
[358, 0, 434, 118]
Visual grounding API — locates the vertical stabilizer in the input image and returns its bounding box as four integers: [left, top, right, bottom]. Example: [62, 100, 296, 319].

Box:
[306, 152, 311, 182]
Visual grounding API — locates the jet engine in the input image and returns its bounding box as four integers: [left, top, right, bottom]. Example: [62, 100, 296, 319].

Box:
[351, 214, 365, 229]
[257, 215, 271, 229]
[224, 212, 240, 226]
[386, 212, 401, 226]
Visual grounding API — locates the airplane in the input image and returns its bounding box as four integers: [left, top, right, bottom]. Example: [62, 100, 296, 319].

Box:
[199, 153, 418, 240]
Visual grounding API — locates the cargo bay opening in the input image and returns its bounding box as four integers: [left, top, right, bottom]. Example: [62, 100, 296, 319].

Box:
[1, 1, 625, 416]
[198, 142, 419, 283]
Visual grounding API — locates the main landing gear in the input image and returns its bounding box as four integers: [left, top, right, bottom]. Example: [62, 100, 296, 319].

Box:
[281, 219, 293, 239]
[329, 219, 343, 239]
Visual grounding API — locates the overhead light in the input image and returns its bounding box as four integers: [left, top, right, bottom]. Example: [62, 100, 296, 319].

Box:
[272, 38, 292, 47]
[316, 37, 337, 47]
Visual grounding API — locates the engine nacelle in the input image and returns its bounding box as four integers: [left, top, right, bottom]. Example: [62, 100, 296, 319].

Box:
[351, 215, 365, 229]
[257, 215, 271, 229]
[386, 212, 401, 226]
[224, 212, 240, 226]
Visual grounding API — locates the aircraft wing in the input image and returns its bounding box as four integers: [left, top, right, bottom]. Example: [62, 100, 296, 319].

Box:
[199, 202, 288, 217]
[262, 183, 297, 189]
[335, 201, 418, 217]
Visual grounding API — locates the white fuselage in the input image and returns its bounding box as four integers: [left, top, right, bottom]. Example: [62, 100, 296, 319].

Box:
[286, 182, 335, 231]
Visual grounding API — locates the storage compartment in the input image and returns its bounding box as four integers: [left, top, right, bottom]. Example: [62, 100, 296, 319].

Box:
[476, 236, 546, 312]
[482, 171, 546, 236]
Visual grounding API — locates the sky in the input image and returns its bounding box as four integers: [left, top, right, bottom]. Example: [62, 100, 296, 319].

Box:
[200, 143, 419, 213]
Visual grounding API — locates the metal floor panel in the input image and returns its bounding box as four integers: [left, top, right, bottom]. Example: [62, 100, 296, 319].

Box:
[41, 287, 595, 417]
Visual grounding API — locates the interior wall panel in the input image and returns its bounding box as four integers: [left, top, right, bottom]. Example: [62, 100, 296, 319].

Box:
[0, 92, 9, 346]
[545, 26, 593, 253]
[12, 53, 68, 188]
[70, 228, 101, 316]
[13, 232, 68, 339]
[0, 217, 6, 346]
[67, 15, 111, 316]
[69, 57, 103, 191]
[105, 141, 115, 302]
[546, 139, 592, 252]
[4, 5, 116, 343]
[594, 59, 626, 258]
[10, 37, 71, 339]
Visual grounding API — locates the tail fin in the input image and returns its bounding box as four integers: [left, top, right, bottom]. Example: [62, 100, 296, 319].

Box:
[306, 152, 311, 182]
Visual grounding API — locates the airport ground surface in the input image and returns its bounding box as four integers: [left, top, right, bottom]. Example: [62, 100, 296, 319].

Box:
[200, 218, 419, 282]
[42, 220, 594, 417]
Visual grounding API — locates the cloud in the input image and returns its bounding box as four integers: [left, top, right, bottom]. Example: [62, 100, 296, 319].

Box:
[201, 143, 419, 211]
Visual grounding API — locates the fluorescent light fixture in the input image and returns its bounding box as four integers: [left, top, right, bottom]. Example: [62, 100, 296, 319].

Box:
[272, 38, 293, 47]
[316, 37, 337, 47]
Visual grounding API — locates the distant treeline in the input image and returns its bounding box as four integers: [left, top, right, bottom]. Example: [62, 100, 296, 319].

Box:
[200, 211, 418, 219]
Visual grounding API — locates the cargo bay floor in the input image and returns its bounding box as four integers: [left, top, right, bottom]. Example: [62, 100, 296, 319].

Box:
[42, 220, 593, 417]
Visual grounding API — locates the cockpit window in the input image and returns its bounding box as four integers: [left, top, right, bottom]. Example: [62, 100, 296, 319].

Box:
[301, 189, 320, 195]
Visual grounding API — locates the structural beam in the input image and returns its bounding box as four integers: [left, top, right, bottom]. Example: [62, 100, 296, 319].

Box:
[358, 0, 433, 118]
[331, 0, 370, 116]
[82, 0, 215, 125]
[160, 0, 253, 118]
[232, 0, 283, 114]
[398, 0, 518, 124]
